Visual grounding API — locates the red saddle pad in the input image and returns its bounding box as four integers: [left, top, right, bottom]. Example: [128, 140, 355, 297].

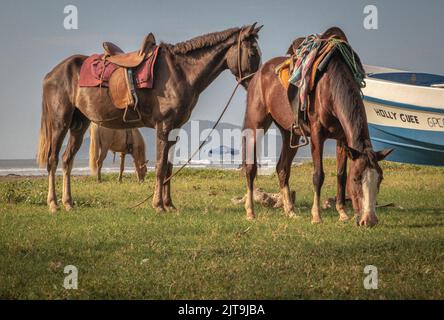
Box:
[78, 46, 159, 89]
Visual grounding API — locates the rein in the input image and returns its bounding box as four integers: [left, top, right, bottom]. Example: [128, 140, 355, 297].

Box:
[129, 29, 255, 209]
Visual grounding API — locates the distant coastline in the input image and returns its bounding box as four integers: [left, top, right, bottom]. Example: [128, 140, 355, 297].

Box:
[0, 153, 335, 177]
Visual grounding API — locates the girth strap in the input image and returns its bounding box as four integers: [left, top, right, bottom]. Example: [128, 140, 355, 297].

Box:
[126, 129, 134, 154]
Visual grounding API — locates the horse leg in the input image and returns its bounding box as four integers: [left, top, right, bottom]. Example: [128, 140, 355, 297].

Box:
[43, 93, 74, 213]
[336, 141, 350, 221]
[96, 145, 108, 183]
[162, 154, 176, 211]
[61, 112, 90, 210]
[243, 116, 272, 220]
[118, 153, 125, 183]
[243, 72, 272, 220]
[244, 133, 258, 220]
[276, 129, 299, 217]
[47, 126, 69, 213]
[152, 122, 173, 212]
[310, 130, 325, 224]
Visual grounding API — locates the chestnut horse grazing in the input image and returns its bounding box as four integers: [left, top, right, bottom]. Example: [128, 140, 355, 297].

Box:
[37, 24, 262, 213]
[242, 27, 392, 226]
[89, 123, 148, 183]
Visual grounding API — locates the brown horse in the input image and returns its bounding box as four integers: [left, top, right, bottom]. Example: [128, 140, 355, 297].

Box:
[37, 24, 263, 213]
[89, 123, 148, 183]
[242, 27, 392, 227]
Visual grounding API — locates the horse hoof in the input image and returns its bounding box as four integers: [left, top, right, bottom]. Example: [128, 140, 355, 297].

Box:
[339, 214, 350, 222]
[164, 205, 177, 212]
[153, 206, 166, 213]
[48, 203, 60, 213]
[64, 204, 74, 212]
[246, 212, 256, 220]
[311, 217, 323, 224]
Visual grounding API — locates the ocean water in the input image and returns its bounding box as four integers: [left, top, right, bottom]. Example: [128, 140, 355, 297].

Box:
[0, 158, 308, 177]
[0, 158, 280, 176]
[0, 140, 336, 177]
[0, 159, 122, 176]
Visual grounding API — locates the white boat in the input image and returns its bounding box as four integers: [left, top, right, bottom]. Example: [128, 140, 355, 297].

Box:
[362, 65, 444, 166]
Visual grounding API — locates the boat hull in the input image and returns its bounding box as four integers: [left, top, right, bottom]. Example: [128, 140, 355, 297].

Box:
[368, 124, 444, 166]
[363, 95, 444, 166]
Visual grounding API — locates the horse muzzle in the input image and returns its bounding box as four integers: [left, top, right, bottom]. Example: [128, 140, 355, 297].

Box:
[356, 211, 379, 227]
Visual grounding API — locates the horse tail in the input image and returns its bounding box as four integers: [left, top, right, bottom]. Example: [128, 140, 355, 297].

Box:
[89, 123, 100, 175]
[36, 95, 51, 168]
[135, 129, 147, 162]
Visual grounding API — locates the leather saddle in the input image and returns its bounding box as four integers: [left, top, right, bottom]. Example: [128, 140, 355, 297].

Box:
[103, 33, 156, 67]
[103, 33, 156, 122]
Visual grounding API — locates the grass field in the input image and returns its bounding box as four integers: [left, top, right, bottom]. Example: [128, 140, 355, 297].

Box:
[0, 160, 443, 299]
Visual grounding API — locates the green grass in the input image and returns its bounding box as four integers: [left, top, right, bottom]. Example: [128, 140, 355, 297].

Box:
[0, 160, 443, 299]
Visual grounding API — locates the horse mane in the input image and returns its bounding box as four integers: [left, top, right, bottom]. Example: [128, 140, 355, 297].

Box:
[166, 27, 241, 55]
[327, 48, 370, 151]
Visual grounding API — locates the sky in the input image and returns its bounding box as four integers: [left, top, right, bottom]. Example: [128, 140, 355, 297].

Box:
[0, 0, 443, 159]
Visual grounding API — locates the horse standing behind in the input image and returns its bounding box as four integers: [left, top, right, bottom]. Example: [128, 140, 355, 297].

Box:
[89, 123, 148, 183]
[242, 27, 392, 227]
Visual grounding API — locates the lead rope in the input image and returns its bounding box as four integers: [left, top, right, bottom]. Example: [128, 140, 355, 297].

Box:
[128, 29, 254, 209]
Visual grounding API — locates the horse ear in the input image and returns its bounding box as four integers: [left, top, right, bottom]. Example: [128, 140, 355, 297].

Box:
[376, 148, 394, 161]
[253, 25, 264, 36]
[243, 22, 257, 37]
[344, 145, 362, 160]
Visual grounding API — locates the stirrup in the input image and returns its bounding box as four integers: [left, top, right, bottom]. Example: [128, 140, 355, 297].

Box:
[123, 104, 142, 123]
[123, 69, 142, 123]
[290, 123, 309, 149]
[123, 95, 142, 123]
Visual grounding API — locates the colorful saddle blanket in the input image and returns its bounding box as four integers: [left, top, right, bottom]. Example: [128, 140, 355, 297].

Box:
[79, 46, 159, 89]
[275, 34, 365, 128]
[275, 35, 338, 111]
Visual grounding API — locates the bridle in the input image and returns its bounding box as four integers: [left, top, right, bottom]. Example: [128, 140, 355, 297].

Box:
[236, 28, 257, 85]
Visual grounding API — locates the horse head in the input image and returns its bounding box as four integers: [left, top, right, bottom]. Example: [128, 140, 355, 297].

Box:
[226, 22, 263, 88]
[135, 159, 148, 183]
[345, 147, 394, 227]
